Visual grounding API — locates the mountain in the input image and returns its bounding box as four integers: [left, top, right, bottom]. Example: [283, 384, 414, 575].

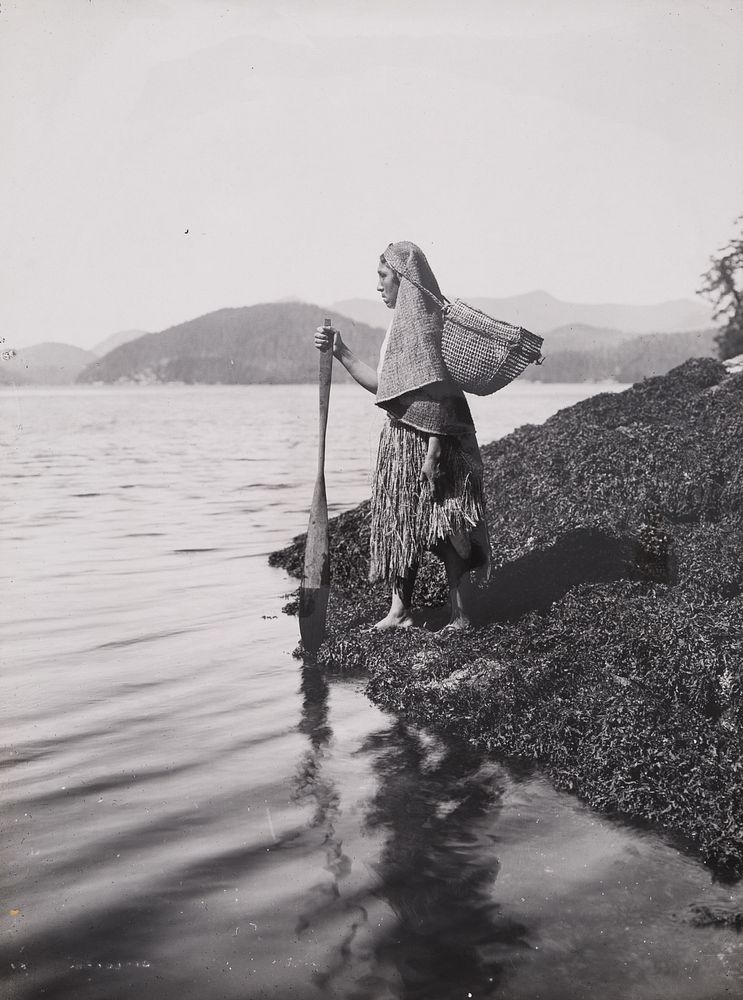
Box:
[467, 292, 714, 335]
[539, 323, 639, 352]
[77, 303, 385, 384]
[2, 342, 98, 385]
[0, 366, 26, 386]
[331, 298, 391, 332]
[525, 328, 718, 382]
[612, 329, 719, 382]
[332, 292, 715, 336]
[93, 329, 149, 355]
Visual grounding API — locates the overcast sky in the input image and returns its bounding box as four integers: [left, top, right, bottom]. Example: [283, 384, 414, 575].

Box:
[2, 0, 742, 349]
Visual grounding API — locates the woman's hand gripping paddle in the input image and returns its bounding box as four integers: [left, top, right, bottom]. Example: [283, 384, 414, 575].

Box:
[299, 319, 334, 651]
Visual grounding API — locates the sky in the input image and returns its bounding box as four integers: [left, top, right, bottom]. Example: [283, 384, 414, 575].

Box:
[1, 0, 742, 349]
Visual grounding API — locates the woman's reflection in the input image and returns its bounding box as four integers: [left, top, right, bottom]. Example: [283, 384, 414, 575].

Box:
[360, 719, 529, 999]
[293, 661, 530, 999]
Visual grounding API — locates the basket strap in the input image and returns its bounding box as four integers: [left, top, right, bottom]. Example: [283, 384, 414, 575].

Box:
[387, 262, 451, 313]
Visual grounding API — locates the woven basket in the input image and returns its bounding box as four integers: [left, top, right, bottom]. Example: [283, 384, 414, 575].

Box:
[441, 299, 544, 396]
[383, 255, 545, 396]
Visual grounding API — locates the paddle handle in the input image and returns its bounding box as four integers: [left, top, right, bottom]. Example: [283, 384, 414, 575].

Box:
[317, 318, 333, 475]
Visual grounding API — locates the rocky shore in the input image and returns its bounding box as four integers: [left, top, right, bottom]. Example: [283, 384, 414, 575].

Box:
[270, 358, 743, 877]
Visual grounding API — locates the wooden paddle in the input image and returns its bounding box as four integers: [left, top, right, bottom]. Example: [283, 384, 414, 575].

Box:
[299, 318, 334, 651]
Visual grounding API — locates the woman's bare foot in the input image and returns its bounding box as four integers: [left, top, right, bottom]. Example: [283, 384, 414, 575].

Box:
[373, 611, 414, 630]
[438, 616, 470, 634]
[372, 585, 415, 631]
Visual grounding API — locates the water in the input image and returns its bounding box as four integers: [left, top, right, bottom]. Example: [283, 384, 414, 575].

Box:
[2, 383, 741, 1000]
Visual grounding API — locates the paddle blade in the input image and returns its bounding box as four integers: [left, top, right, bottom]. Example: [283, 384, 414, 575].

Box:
[299, 477, 330, 651]
[298, 580, 329, 652]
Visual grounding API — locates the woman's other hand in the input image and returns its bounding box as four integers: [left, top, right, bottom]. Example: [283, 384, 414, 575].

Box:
[421, 435, 443, 499]
[314, 326, 343, 357]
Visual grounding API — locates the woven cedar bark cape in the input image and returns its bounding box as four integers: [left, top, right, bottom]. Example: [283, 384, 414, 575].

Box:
[376, 241, 474, 436]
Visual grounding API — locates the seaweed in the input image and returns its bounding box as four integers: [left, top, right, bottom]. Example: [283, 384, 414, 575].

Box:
[687, 904, 743, 929]
[270, 359, 743, 876]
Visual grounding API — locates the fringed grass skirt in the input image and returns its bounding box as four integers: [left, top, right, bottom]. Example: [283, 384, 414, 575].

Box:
[370, 418, 490, 584]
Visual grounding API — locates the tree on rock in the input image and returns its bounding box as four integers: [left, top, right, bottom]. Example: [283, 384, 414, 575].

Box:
[699, 216, 743, 360]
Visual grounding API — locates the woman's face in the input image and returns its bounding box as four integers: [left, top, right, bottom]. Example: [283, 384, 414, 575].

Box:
[377, 262, 400, 309]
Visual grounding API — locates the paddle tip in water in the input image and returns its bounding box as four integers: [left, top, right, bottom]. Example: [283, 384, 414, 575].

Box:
[298, 584, 329, 652]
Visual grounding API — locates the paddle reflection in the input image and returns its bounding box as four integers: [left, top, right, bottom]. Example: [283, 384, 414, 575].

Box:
[292, 661, 372, 994]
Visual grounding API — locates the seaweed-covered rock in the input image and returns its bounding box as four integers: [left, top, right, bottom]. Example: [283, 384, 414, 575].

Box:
[270, 359, 743, 875]
[686, 903, 743, 929]
[316, 586, 743, 872]
[477, 358, 742, 587]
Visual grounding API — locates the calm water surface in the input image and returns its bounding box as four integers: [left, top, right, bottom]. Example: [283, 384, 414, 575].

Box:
[2, 383, 741, 1000]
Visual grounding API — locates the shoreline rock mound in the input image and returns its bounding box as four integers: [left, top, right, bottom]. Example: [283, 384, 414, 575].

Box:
[270, 358, 743, 876]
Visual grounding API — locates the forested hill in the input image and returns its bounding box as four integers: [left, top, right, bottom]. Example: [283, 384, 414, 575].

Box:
[523, 327, 718, 383]
[4, 342, 98, 385]
[77, 303, 386, 384]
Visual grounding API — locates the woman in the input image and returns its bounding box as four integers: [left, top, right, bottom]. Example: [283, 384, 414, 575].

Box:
[314, 241, 490, 630]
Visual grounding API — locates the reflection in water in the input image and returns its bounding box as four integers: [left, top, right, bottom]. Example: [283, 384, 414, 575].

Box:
[362, 721, 530, 999]
[293, 661, 372, 994]
[294, 662, 529, 999]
